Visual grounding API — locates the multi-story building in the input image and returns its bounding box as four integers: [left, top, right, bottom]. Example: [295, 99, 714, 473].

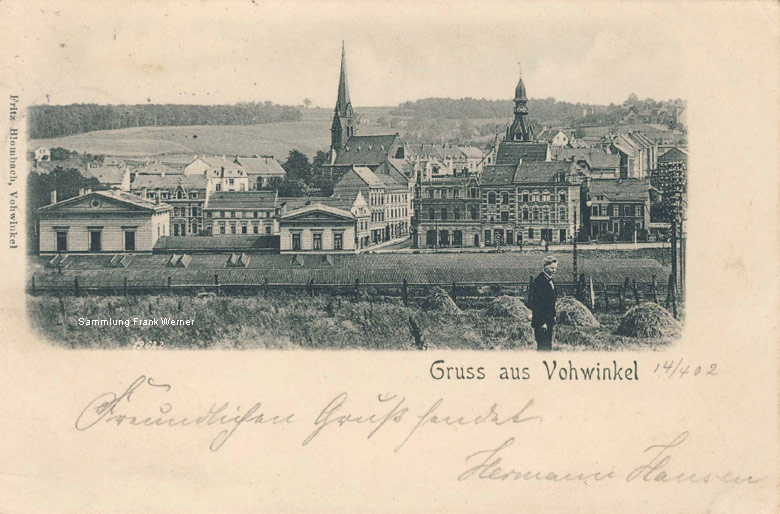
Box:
[185, 156, 250, 192]
[373, 161, 411, 239]
[37, 190, 170, 254]
[131, 174, 208, 236]
[204, 191, 279, 236]
[413, 175, 482, 248]
[332, 166, 391, 244]
[586, 178, 653, 241]
[605, 132, 658, 179]
[481, 160, 582, 246]
[234, 155, 286, 189]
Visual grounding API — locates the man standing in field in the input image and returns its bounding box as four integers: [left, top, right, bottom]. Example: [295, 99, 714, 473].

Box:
[528, 256, 558, 351]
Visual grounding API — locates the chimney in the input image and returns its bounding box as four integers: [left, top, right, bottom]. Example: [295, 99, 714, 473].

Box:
[156, 194, 161, 205]
[78, 188, 85, 196]
[50, 190, 58, 204]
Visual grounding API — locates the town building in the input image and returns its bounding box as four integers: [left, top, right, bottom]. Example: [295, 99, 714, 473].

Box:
[585, 178, 653, 241]
[551, 148, 621, 179]
[406, 143, 485, 179]
[279, 204, 360, 253]
[280, 192, 371, 250]
[83, 164, 131, 190]
[130, 174, 209, 236]
[234, 155, 286, 189]
[413, 175, 482, 248]
[204, 191, 280, 236]
[34, 147, 51, 162]
[657, 147, 688, 165]
[37, 190, 170, 254]
[603, 132, 658, 179]
[332, 166, 390, 244]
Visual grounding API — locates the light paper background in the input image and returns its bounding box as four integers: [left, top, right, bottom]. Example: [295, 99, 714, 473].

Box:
[0, 1, 778, 513]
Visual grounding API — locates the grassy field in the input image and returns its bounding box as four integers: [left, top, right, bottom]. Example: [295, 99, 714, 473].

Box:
[27, 293, 678, 351]
[28, 107, 398, 159]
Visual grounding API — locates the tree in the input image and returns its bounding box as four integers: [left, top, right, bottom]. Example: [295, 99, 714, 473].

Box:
[283, 149, 312, 183]
[303, 98, 312, 109]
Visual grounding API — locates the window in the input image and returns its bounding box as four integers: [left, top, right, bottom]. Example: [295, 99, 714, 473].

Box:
[441, 190, 447, 199]
[533, 208, 539, 221]
[542, 191, 550, 202]
[453, 189, 460, 198]
[124, 231, 136, 251]
[532, 192, 539, 202]
[56, 231, 67, 252]
[635, 205, 642, 216]
[228, 178, 234, 185]
[592, 205, 599, 216]
[470, 188, 478, 198]
[176, 190, 184, 199]
[292, 233, 301, 251]
[173, 224, 180, 236]
[219, 223, 226, 235]
[613, 205, 619, 216]
[470, 207, 477, 220]
[313, 233, 322, 250]
[502, 192, 509, 204]
[485, 230, 491, 243]
[89, 230, 102, 252]
[528, 228, 534, 239]
[192, 207, 199, 217]
[266, 225, 271, 235]
[454, 208, 460, 220]
[334, 233, 343, 250]
[559, 192, 566, 202]
[501, 211, 509, 222]
[522, 192, 529, 203]
[429, 207, 435, 220]
[488, 192, 496, 204]
[441, 208, 447, 220]
[241, 224, 247, 235]
[522, 207, 529, 221]
[190, 192, 198, 199]
[220, 211, 226, 218]
[215, 183, 222, 192]
[230, 224, 236, 235]
[559, 207, 567, 222]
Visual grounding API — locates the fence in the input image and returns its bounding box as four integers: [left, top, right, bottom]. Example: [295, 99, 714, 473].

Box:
[27, 272, 681, 315]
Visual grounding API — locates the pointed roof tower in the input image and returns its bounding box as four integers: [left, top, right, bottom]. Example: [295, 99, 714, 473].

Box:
[331, 41, 355, 151]
[335, 41, 351, 116]
[506, 67, 534, 142]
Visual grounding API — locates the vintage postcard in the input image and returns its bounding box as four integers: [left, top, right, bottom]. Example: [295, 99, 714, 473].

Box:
[0, 0, 778, 512]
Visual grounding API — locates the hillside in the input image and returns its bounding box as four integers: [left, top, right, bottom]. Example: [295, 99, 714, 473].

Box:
[29, 107, 398, 159]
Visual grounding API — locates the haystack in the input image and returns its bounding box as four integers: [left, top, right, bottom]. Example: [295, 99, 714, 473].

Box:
[616, 302, 681, 338]
[556, 296, 600, 328]
[421, 287, 460, 314]
[486, 296, 532, 320]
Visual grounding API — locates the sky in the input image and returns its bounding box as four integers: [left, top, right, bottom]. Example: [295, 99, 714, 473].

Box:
[1, 1, 704, 108]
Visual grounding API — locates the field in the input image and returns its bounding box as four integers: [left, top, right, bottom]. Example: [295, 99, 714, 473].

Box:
[26, 293, 679, 351]
[28, 107, 398, 159]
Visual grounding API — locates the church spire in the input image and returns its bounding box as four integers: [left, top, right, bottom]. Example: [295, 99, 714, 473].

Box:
[335, 41, 351, 116]
[506, 68, 533, 142]
[332, 41, 355, 151]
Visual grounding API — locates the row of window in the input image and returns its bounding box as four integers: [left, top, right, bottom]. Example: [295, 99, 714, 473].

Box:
[172, 206, 199, 217]
[207, 209, 276, 219]
[425, 187, 480, 199]
[486, 191, 568, 204]
[427, 207, 479, 221]
[291, 232, 344, 251]
[145, 190, 200, 200]
[591, 204, 643, 217]
[216, 222, 273, 235]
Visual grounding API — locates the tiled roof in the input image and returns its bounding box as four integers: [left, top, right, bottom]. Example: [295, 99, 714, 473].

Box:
[480, 165, 518, 185]
[352, 166, 385, 188]
[658, 147, 688, 163]
[83, 166, 126, 184]
[131, 174, 208, 190]
[332, 134, 398, 166]
[551, 148, 620, 169]
[588, 178, 652, 201]
[153, 235, 279, 253]
[373, 161, 409, 191]
[205, 191, 278, 210]
[133, 162, 182, 175]
[235, 156, 285, 176]
[387, 158, 414, 176]
[494, 141, 549, 165]
[513, 161, 573, 184]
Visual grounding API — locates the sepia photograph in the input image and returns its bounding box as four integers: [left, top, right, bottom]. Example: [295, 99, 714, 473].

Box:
[22, 3, 687, 351]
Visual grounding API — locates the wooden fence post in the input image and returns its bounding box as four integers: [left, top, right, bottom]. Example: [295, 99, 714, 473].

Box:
[632, 280, 640, 306]
[651, 275, 658, 303]
[588, 275, 595, 310]
[618, 284, 626, 312]
[402, 279, 408, 306]
[578, 273, 586, 302]
[307, 278, 315, 297]
[603, 285, 610, 310]
[74, 277, 80, 296]
[450, 281, 457, 303]
[123, 277, 128, 296]
[354, 279, 360, 301]
[263, 277, 269, 294]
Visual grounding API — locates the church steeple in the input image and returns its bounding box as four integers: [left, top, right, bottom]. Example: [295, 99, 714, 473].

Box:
[506, 69, 534, 142]
[332, 41, 355, 151]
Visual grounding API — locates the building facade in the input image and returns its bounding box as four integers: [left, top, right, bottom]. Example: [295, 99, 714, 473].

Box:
[586, 178, 653, 241]
[413, 175, 482, 248]
[37, 190, 171, 254]
[279, 204, 358, 254]
[204, 191, 280, 236]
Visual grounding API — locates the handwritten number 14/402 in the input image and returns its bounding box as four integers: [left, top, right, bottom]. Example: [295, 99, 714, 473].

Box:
[653, 359, 718, 378]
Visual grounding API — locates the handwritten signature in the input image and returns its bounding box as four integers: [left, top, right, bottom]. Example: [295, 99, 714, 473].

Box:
[460, 432, 765, 485]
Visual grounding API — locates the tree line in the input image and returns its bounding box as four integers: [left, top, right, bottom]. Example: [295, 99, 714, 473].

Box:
[29, 102, 303, 139]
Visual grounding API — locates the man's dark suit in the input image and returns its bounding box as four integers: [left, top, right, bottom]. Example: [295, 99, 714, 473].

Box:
[528, 272, 557, 351]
